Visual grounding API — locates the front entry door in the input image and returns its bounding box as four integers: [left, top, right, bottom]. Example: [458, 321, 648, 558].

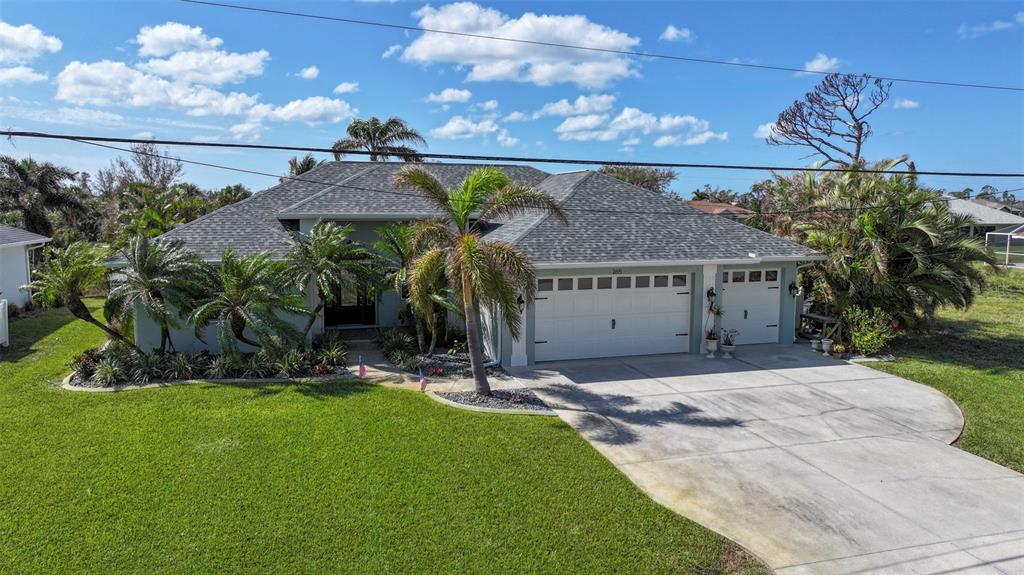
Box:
[326, 284, 376, 326]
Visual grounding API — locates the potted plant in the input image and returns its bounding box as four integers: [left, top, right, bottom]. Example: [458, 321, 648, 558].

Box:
[821, 338, 834, 356]
[811, 337, 822, 351]
[721, 329, 738, 358]
[705, 329, 719, 358]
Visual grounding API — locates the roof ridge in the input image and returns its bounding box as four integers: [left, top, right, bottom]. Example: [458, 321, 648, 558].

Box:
[499, 171, 593, 246]
[277, 164, 380, 214]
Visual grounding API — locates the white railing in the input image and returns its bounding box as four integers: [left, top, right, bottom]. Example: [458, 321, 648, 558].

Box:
[985, 229, 1024, 267]
[1, 300, 8, 347]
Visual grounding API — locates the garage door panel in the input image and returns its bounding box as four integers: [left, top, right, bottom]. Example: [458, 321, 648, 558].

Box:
[720, 269, 781, 345]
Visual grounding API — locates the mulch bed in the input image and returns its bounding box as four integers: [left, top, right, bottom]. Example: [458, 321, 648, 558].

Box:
[415, 352, 504, 379]
[435, 389, 551, 412]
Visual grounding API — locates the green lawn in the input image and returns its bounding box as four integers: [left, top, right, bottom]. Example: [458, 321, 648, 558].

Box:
[0, 300, 764, 574]
[871, 268, 1024, 473]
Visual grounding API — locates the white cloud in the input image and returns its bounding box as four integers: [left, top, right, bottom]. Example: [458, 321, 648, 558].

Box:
[229, 120, 263, 141]
[333, 81, 359, 94]
[1, 105, 125, 126]
[0, 21, 62, 64]
[553, 105, 725, 146]
[430, 115, 498, 139]
[400, 3, 639, 88]
[555, 114, 609, 133]
[381, 44, 402, 59]
[800, 53, 840, 74]
[534, 94, 616, 118]
[427, 87, 473, 103]
[0, 65, 47, 84]
[957, 11, 1024, 39]
[253, 96, 356, 125]
[478, 99, 498, 111]
[132, 131, 155, 139]
[136, 22, 222, 57]
[137, 48, 269, 85]
[496, 128, 518, 147]
[753, 122, 776, 139]
[298, 65, 319, 80]
[621, 137, 639, 146]
[659, 24, 693, 42]
[503, 111, 528, 122]
[893, 98, 920, 110]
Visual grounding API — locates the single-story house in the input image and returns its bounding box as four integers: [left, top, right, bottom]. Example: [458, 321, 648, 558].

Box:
[969, 197, 1022, 216]
[0, 224, 50, 309]
[945, 196, 1024, 236]
[145, 161, 821, 365]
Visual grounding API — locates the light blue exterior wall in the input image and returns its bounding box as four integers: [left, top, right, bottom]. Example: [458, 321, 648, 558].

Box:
[717, 261, 799, 344]
[0, 245, 35, 308]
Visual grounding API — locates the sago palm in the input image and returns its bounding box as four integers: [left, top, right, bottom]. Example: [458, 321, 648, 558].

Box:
[284, 221, 374, 338]
[105, 234, 212, 354]
[29, 241, 137, 350]
[332, 117, 426, 162]
[375, 222, 441, 354]
[190, 250, 309, 353]
[394, 166, 566, 394]
[0, 156, 80, 237]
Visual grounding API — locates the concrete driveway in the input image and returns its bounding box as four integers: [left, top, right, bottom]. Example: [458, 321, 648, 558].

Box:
[510, 345, 1024, 574]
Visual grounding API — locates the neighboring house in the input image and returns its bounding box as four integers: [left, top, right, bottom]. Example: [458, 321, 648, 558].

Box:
[945, 196, 1024, 236]
[683, 201, 754, 221]
[969, 197, 1023, 216]
[0, 225, 50, 308]
[145, 162, 820, 365]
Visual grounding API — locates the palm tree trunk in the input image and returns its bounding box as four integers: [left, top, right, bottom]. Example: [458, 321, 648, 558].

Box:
[66, 296, 141, 353]
[303, 296, 325, 338]
[414, 314, 426, 354]
[230, 316, 262, 348]
[461, 271, 490, 395]
[427, 315, 439, 356]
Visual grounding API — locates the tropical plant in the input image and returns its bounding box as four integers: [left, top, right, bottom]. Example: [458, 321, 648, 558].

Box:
[841, 306, 897, 356]
[215, 184, 252, 208]
[29, 242, 137, 349]
[331, 117, 427, 162]
[91, 358, 124, 386]
[163, 352, 200, 380]
[374, 222, 439, 354]
[189, 250, 310, 353]
[795, 158, 996, 326]
[394, 166, 567, 394]
[313, 341, 347, 367]
[105, 234, 212, 353]
[377, 328, 414, 357]
[130, 352, 165, 384]
[206, 355, 235, 379]
[284, 221, 374, 338]
[284, 154, 324, 180]
[597, 165, 677, 195]
[0, 156, 81, 237]
[272, 348, 311, 378]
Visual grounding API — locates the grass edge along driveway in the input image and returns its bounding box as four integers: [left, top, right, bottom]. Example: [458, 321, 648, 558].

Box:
[0, 299, 767, 574]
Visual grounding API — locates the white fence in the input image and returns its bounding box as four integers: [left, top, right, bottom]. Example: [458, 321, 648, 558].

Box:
[986, 226, 1024, 267]
[1, 300, 8, 347]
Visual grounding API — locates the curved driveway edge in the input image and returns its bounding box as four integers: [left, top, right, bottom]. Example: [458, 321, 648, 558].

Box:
[510, 345, 1024, 574]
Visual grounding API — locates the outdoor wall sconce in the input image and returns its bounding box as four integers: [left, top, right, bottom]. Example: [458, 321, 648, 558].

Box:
[706, 287, 716, 303]
[517, 294, 525, 312]
[788, 282, 799, 297]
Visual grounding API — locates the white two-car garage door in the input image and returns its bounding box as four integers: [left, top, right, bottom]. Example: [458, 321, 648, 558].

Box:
[534, 273, 691, 362]
[719, 268, 782, 344]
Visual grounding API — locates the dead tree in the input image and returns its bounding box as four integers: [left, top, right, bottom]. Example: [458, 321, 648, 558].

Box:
[768, 73, 892, 166]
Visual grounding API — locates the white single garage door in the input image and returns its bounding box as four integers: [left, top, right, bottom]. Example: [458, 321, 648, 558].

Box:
[720, 268, 782, 344]
[534, 273, 691, 362]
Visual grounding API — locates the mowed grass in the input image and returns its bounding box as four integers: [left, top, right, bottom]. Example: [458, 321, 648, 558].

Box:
[871, 268, 1024, 472]
[0, 300, 765, 574]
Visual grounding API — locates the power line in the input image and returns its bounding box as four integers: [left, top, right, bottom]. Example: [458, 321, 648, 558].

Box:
[7, 131, 1024, 178]
[180, 0, 1024, 92]
[68, 136, 959, 219]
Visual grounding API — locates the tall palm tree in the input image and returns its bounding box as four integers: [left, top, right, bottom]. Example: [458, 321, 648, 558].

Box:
[190, 251, 309, 353]
[284, 154, 324, 181]
[0, 156, 80, 237]
[29, 242, 137, 350]
[395, 166, 567, 394]
[105, 234, 212, 354]
[374, 222, 433, 353]
[332, 117, 426, 162]
[284, 221, 374, 338]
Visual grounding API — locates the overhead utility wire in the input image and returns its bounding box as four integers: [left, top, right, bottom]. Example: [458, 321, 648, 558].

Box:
[68, 137, 957, 219]
[7, 131, 1023, 179]
[180, 0, 1024, 92]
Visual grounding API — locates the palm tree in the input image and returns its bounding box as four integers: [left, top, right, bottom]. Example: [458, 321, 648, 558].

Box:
[104, 234, 212, 354]
[332, 117, 427, 162]
[374, 222, 433, 353]
[0, 156, 81, 237]
[395, 166, 566, 394]
[284, 154, 324, 181]
[797, 158, 996, 327]
[29, 242, 137, 350]
[190, 250, 309, 353]
[284, 221, 374, 338]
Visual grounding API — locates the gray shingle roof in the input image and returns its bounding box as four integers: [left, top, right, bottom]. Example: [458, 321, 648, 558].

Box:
[0, 224, 49, 247]
[159, 160, 817, 264]
[505, 171, 818, 264]
[945, 197, 1024, 226]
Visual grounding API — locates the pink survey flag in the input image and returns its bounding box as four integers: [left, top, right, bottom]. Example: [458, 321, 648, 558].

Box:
[358, 356, 366, 379]
[419, 368, 428, 392]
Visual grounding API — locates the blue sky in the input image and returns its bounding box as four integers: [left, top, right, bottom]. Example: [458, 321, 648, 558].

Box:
[2, 1, 1022, 196]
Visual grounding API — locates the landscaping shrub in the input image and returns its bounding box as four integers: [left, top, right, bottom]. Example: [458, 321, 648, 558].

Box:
[206, 355, 234, 379]
[69, 348, 103, 381]
[91, 358, 124, 386]
[313, 341, 347, 368]
[842, 306, 897, 356]
[164, 352, 198, 380]
[272, 348, 311, 378]
[130, 353, 165, 384]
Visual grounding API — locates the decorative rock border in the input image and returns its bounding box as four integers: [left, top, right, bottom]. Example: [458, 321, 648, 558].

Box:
[425, 390, 556, 416]
[59, 371, 359, 393]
